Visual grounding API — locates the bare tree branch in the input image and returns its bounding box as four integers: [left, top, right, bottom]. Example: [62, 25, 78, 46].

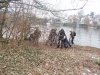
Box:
[0, 0, 20, 9]
[0, 2, 9, 9]
[11, 0, 88, 12]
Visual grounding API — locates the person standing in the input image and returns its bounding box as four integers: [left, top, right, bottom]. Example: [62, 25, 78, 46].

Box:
[57, 29, 66, 48]
[33, 27, 41, 46]
[69, 29, 76, 46]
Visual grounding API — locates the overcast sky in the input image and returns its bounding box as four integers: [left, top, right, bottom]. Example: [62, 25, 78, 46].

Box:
[84, 0, 100, 15]
[37, 0, 100, 15]
[23, 0, 100, 16]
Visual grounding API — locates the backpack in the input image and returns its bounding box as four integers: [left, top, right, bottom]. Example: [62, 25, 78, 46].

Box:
[74, 32, 76, 36]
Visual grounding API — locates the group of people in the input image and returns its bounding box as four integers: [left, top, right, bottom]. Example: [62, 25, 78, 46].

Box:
[46, 28, 76, 48]
[29, 27, 76, 48]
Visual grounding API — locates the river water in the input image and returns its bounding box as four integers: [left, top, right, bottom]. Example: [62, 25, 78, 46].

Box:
[3, 24, 100, 48]
[53, 25, 100, 48]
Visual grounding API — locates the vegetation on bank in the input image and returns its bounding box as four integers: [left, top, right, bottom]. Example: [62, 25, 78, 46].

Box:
[0, 41, 100, 75]
[0, 1, 100, 75]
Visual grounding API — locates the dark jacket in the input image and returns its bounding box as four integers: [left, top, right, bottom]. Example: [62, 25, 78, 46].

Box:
[62, 38, 69, 48]
[58, 29, 66, 40]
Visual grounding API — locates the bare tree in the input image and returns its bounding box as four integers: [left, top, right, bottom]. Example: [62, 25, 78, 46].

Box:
[0, 0, 89, 46]
[0, 0, 11, 9]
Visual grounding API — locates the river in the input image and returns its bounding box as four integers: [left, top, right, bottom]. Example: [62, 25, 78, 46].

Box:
[3, 24, 100, 48]
[53, 25, 100, 48]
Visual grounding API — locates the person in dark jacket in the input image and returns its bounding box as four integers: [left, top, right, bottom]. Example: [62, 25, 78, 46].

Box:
[57, 29, 66, 48]
[29, 33, 34, 43]
[62, 37, 69, 48]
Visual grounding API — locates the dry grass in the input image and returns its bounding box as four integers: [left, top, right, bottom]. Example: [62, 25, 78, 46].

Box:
[0, 42, 100, 75]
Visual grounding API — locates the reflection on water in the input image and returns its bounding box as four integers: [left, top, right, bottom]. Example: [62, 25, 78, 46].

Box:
[54, 26, 100, 48]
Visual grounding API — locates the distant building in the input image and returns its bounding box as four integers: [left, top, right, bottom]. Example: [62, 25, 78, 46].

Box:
[80, 15, 93, 25]
[94, 15, 100, 25]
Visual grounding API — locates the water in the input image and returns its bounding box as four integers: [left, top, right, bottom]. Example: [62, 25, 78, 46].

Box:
[53, 25, 100, 48]
[3, 24, 100, 48]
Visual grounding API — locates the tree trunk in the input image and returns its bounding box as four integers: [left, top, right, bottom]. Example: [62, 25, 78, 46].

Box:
[0, 25, 3, 38]
[0, 5, 8, 39]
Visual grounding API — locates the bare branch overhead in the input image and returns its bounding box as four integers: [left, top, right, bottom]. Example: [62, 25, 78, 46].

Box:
[10, 0, 88, 12]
